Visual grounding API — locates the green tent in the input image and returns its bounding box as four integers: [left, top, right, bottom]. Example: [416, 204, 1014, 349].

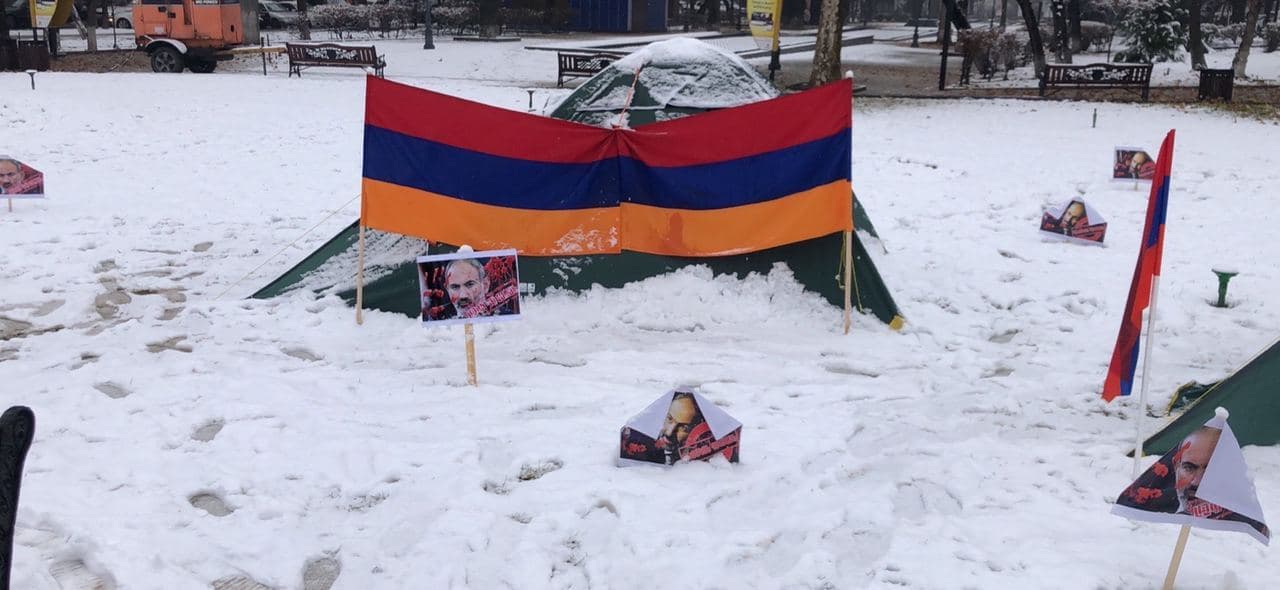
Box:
[1142, 338, 1280, 455]
[254, 38, 903, 328]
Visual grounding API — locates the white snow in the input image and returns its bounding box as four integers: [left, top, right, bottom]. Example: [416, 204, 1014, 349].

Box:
[2, 34, 1280, 590]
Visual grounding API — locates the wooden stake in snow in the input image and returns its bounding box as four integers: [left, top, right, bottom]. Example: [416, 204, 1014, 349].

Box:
[1161, 525, 1192, 590]
[464, 323, 478, 386]
[843, 230, 853, 335]
[355, 222, 366, 325]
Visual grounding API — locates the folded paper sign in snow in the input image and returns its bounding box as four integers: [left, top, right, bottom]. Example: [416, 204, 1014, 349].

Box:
[1112, 408, 1270, 546]
[1039, 199, 1106, 245]
[619, 389, 741, 466]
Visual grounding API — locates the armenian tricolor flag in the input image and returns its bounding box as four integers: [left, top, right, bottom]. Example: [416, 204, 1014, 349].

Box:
[360, 76, 853, 257]
[1103, 130, 1175, 402]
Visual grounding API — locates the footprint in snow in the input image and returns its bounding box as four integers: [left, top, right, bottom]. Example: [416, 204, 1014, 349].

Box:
[189, 493, 234, 517]
[191, 419, 225, 442]
[147, 336, 193, 354]
[283, 347, 323, 362]
[301, 555, 342, 590]
[193, 241, 214, 252]
[93, 382, 130, 399]
[211, 575, 274, 590]
[49, 558, 116, 590]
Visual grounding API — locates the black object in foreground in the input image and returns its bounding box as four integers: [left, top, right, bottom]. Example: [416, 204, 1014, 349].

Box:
[0, 406, 35, 590]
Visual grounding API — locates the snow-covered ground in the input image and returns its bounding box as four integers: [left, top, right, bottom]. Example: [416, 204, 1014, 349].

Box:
[3, 35, 1280, 590]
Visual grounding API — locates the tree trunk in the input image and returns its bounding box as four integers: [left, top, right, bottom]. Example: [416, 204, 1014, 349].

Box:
[298, 0, 311, 41]
[1230, 0, 1248, 21]
[1067, 0, 1082, 51]
[706, 0, 720, 28]
[3, 0, 12, 41]
[82, 0, 97, 52]
[810, 0, 843, 86]
[1049, 0, 1070, 62]
[479, 0, 501, 37]
[423, 0, 434, 49]
[1233, 0, 1263, 77]
[1016, 0, 1047, 78]
[1189, 0, 1205, 69]
[1000, 0, 1008, 29]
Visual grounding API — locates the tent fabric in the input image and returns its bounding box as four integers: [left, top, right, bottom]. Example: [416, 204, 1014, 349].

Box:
[361, 76, 853, 257]
[1144, 338, 1280, 455]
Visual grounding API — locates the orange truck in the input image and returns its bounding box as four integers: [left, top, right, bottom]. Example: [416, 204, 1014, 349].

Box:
[133, 0, 244, 73]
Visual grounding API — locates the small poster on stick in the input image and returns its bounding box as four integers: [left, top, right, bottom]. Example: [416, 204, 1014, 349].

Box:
[0, 156, 45, 198]
[416, 249, 521, 327]
[1114, 147, 1156, 182]
[1112, 409, 1270, 545]
[1040, 199, 1107, 245]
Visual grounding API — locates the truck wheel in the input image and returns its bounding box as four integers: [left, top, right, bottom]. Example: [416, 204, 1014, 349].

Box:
[188, 60, 217, 73]
[150, 46, 185, 73]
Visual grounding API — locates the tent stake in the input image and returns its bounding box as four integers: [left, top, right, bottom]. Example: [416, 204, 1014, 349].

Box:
[464, 323, 477, 386]
[843, 230, 853, 334]
[1161, 525, 1191, 590]
[355, 222, 366, 325]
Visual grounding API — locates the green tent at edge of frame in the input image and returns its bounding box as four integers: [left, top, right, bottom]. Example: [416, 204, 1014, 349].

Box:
[1140, 338, 1280, 456]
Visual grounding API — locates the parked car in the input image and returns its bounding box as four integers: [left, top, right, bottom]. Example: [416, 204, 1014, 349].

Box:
[107, 2, 131, 28]
[4, 0, 33, 30]
[259, 0, 299, 29]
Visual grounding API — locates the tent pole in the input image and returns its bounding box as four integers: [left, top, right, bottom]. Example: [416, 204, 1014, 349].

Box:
[1161, 525, 1191, 590]
[464, 323, 477, 386]
[842, 230, 853, 334]
[355, 222, 366, 325]
[1133, 274, 1161, 477]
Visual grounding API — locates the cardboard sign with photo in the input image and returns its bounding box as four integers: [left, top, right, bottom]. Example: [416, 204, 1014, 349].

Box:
[619, 388, 742, 467]
[1112, 409, 1270, 545]
[1039, 199, 1107, 245]
[1113, 146, 1156, 182]
[0, 156, 45, 198]
[416, 249, 521, 327]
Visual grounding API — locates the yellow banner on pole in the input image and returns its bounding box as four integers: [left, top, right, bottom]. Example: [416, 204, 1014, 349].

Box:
[30, 0, 73, 29]
[747, 0, 782, 51]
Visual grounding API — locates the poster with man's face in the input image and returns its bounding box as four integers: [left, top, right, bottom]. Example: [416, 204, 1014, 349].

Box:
[1039, 200, 1106, 245]
[1113, 147, 1155, 182]
[416, 249, 521, 327]
[0, 156, 45, 198]
[619, 389, 742, 467]
[1112, 421, 1271, 545]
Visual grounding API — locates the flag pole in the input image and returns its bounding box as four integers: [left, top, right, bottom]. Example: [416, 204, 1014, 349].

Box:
[355, 221, 366, 326]
[1133, 274, 1161, 477]
[842, 230, 853, 334]
[464, 323, 477, 386]
[1161, 525, 1192, 590]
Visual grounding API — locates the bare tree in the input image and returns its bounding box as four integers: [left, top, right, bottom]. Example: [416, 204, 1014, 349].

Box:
[423, 0, 434, 49]
[298, 0, 312, 40]
[1016, 0, 1047, 77]
[1067, 0, 1082, 51]
[1049, 0, 1071, 62]
[1189, 0, 1206, 69]
[86, 0, 99, 52]
[810, 0, 843, 86]
[1232, 0, 1263, 77]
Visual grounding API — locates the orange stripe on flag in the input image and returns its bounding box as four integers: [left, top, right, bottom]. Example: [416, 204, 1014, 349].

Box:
[362, 179, 621, 255]
[620, 180, 853, 257]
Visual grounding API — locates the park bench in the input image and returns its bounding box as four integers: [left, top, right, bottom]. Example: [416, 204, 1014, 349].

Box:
[556, 50, 625, 87]
[286, 42, 386, 78]
[1039, 62, 1153, 101]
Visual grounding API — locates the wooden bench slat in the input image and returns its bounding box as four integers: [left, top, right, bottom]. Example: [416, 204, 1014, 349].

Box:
[555, 50, 624, 87]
